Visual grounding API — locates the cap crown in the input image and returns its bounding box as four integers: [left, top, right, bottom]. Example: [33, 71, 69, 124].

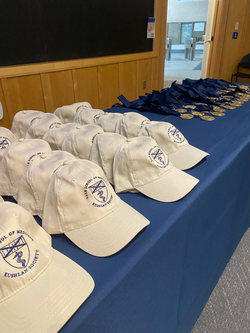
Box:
[43, 123, 80, 150]
[139, 121, 188, 155]
[18, 151, 76, 215]
[72, 102, 92, 111]
[11, 110, 44, 139]
[73, 108, 104, 125]
[54, 105, 77, 123]
[62, 124, 104, 159]
[96, 112, 123, 132]
[26, 113, 61, 139]
[90, 133, 126, 183]
[0, 139, 51, 196]
[115, 112, 150, 138]
[0, 127, 18, 162]
[42, 159, 121, 234]
[113, 136, 173, 193]
[0, 202, 51, 302]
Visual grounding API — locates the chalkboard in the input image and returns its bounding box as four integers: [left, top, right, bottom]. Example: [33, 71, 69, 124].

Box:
[0, 0, 154, 67]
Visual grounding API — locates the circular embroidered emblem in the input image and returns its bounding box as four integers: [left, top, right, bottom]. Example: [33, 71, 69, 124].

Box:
[148, 146, 169, 168]
[84, 176, 113, 208]
[0, 137, 11, 150]
[93, 113, 103, 123]
[167, 126, 185, 143]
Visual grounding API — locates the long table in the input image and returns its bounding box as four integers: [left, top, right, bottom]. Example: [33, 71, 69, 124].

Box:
[5, 99, 250, 333]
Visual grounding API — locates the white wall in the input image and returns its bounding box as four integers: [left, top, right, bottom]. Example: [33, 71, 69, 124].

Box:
[167, 0, 209, 22]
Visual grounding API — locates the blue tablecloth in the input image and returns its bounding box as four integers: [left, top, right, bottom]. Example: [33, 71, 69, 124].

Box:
[6, 100, 250, 333]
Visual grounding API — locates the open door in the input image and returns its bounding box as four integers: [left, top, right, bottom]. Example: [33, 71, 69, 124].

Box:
[201, 0, 219, 78]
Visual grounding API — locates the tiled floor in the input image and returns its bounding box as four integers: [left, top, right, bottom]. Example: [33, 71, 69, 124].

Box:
[164, 50, 203, 88]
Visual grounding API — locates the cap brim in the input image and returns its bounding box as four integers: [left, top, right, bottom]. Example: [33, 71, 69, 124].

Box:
[168, 144, 209, 170]
[136, 166, 199, 202]
[65, 200, 150, 257]
[0, 249, 94, 333]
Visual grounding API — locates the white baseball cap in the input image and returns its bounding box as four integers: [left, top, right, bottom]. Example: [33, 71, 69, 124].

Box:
[73, 108, 104, 125]
[54, 105, 78, 123]
[0, 127, 18, 162]
[42, 159, 150, 257]
[115, 112, 150, 138]
[139, 121, 209, 170]
[62, 124, 104, 159]
[90, 132, 126, 184]
[113, 136, 199, 202]
[43, 123, 81, 150]
[0, 139, 51, 196]
[18, 151, 76, 217]
[11, 110, 45, 139]
[72, 101, 92, 111]
[26, 113, 62, 139]
[95, 112, 123, 132]
[0, 201, 94, 333]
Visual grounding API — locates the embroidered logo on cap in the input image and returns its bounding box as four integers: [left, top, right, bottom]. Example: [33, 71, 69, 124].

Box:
[0, 236, 30, 269]
[0, 137, 11, 150]
[93, 113, 103, 123]
[167, 126, 185, 144]
[148, 146, 169, 168]
[0, 230, 39, 279]
[84, 176, 113, 207]
[49, 122, 61, 129]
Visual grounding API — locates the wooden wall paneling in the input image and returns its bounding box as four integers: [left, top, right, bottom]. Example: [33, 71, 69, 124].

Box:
[98, 64, 119, 110]
[208, 0, 230, 79]
[1, 75, 46, 124]
[137, 59, 152, 97]
[41, 70, 75, 113]
[154, 0, 168, 90]
[72, 67, 100, 109]
[0, 81, 11, 129]
[118, 61, 137, 102]
[219, 0, 248, 81]
[152, 57, 159, 91]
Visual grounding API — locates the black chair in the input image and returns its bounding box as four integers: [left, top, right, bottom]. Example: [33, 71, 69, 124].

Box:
[231, 53, 250, 82]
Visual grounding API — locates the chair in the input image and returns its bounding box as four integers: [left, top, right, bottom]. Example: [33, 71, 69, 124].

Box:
[231, 53, 250, 82]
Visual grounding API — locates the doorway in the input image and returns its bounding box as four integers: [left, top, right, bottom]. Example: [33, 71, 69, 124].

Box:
[164, 0, 212, 88]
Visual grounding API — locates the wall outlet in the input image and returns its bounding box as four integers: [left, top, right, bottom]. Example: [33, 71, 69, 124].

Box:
[143, 81, 146, 89]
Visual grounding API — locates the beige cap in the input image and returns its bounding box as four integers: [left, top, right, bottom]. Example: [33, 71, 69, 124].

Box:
[26, 113, 61, 139]
[115, 112, 150, 138]
[90, 132, 126, 184]
[18, 151, 76, 217]
[0, 127, 18, 162]
[54, 105, 78, 124]
[139, 121, 209, 170]
[73, 108, 104, 125]
[42, 159, 150, 257]
[72, 101, 92, 111]
[95, 112, 123, 132]
[62, 124, 104, 159]
[0, 139, 51, 196]
[113, 136, 199, 202]
[0, 201, 94, 333]
[43, 123, 81, 150]
[11, 110, 44, 139]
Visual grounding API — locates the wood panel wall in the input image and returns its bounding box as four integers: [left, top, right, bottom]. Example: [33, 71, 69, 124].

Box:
[0, 0, 168, 130]
[208, 0, 250, 82]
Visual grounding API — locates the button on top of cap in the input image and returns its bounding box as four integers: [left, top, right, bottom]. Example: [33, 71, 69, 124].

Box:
[76, 126, 82, 129]
[40, 153, 47, 159]
[126, 138, 132, 142]
[22, 111, 27, 114]
[19, 138, 25, 142]
[38, 116, 43, 119]
[63, 160, 70, 166]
